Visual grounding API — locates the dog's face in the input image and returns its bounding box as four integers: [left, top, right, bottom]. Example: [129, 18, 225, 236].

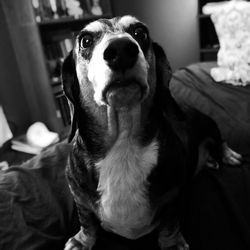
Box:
[62, 15, 172, 144]
[75, 15, 155, 110]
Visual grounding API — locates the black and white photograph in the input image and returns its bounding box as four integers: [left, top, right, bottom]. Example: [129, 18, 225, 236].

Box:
[0, 0, 250, 250]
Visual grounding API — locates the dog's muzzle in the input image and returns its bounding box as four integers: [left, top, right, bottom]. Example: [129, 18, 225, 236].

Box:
[103, 37, 147, 110]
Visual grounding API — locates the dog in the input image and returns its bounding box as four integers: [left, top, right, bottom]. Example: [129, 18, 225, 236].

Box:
[61, 15, 242, 250]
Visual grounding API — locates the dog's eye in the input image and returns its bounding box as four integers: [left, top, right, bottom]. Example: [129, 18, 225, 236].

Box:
[133, 27, 148, 42]
[80, 34, 94, 48]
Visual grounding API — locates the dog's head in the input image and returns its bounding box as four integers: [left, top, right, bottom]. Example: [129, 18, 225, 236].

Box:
[62, 16, 172, 143]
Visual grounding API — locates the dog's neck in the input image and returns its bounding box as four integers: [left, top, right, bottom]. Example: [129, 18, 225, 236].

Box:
[76, 95, 158, 160]
[106, 104, 142, 146]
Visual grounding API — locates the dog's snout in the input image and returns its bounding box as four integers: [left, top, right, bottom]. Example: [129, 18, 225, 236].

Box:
[103, 38, 139, 71]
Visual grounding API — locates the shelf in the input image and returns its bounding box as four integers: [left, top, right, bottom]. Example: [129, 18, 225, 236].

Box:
[38, 14, 112, 31]
[200, 48, 219, 53]
[199, 14, 210, 18]
[199, 0, 219, 62]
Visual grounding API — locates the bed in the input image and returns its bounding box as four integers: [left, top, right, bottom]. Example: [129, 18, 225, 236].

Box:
[170, 62, 250, 250]
[0, 61, 250, 250]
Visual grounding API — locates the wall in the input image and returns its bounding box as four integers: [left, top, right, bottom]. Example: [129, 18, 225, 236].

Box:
[111, 0, 199, 71]
[0, 0, 62, 135]
[0, 3, 31, 134]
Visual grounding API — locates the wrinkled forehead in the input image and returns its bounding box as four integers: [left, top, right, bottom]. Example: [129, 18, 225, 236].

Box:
[83, 15, 141, 34]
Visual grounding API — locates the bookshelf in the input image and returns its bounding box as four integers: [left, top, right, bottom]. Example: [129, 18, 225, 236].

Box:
[198, 0, 220, 61]
[32, 0, 113, 127]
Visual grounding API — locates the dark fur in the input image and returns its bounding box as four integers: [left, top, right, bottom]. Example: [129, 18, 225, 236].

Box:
[61, 16, 223, 250]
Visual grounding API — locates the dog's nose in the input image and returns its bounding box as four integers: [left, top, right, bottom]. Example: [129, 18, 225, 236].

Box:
[103, 38, 139, 71]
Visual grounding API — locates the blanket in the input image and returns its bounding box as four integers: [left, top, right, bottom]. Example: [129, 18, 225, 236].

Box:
[170, 62, 250, 250]
[0, 142, 79, 250]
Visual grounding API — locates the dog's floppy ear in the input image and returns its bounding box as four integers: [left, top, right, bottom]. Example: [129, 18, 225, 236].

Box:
[61, 51, 79, 142]
[152, 42, 184, 121]
[152, 42, 172, 88]
[61, 51, 79, 104]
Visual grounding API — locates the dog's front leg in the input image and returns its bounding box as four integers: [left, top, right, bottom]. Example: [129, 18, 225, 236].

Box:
[64, 227, 96, 250]
[158, 224, 189, 250]
[64, 205, 97, 250]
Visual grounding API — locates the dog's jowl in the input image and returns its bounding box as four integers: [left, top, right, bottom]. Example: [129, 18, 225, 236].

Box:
[62, 15, 241, 250]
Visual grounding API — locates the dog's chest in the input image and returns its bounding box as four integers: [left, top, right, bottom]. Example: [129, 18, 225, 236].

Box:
[96, 136, 159, 239]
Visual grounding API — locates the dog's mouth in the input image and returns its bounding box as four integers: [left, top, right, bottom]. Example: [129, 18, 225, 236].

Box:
[103, 79, 147, 111]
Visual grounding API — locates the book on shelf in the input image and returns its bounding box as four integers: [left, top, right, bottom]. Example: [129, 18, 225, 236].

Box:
[44, 38, 73, 60]
[59, 38, 74, 57]
[56, 95, 71, 126]
[11, 134, 60, 155]
[32, 0, 68, 22]
[45, 37, 73, 92]
[11, 134, 43, 155]
[31, 0, 93, 22]
[11, 122, 59, 155]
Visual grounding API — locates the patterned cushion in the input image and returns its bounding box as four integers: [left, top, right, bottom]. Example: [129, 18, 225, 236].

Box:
[203, 0, 250, 86]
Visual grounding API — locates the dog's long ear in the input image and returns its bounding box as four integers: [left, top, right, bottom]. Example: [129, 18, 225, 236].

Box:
[62, 51, 79, 104]
[152, 42, 184, 121]
[152, 42, 172, 88]
[61, 51, 79, 142]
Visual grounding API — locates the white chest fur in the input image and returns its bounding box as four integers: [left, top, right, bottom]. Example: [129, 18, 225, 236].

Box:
[96, 134, 159, 239]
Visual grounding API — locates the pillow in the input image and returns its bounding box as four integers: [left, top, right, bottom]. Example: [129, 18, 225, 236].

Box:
[203, 0, 250, 86]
